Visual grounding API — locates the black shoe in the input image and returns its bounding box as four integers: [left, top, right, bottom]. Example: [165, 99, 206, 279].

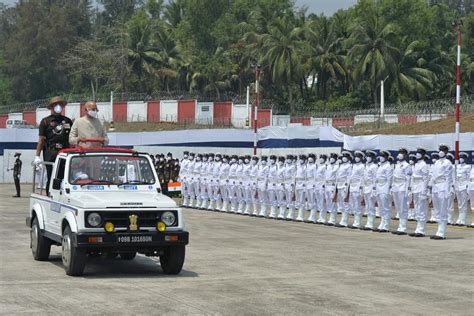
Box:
[391, 231, 400, 235]
[348, 225, 359, 229]
[361, 227, 372, 231]
[12, 195, 20, 198]
[372, 228, 380, 232]
[430, 235, 446, 240]
[325, 223, 335, 226]
[379, 229, 390, 233]
[414, 233, 425, 237]
[335, 223, 347, 228]
[408, 232, 417, 237]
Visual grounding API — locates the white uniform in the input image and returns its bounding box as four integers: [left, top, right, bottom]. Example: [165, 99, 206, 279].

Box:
[179, 158, 190, 205]
[430, 156, 453, 238]
[348, 161, 364, 228]
[219, 161, 230, 211]
[392, 159, 411, 233]
[428, 162, 437, 222]
[411, 159, 430, 235]
[276, 162, 287, 219]
[228, 162, 239, 212]
[447, 162, 456, 224]
[336, 161, 351, 226]
[210, 160, 222, 210]
[375, 161, 393, 231]
[199, 160, 211, 209]
[283, 162, 297, 220]
[454, 162, 471, 225]
[315, 162, 327, 223]
[324, 162, 338, 225]
[257, 162, 269, 216]
[295, 162, 307, 221]
[241, 162, 252, 214]
[305, 162, 318, 222]
[249, 161, 260, 215]
[363, 161, 378, 229]
[267, 162, 279, 218]
[236, 162, 247, 213]
[469, 167, 474, 226]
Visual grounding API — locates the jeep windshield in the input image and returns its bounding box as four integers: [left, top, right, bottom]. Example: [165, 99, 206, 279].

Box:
[69, 155, 156, 185]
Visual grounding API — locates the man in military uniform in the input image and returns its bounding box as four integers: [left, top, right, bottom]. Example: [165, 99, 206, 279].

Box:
[162, 154, 173, 196]
[34, 96, 73, 196]
[8, 152, 22, 197]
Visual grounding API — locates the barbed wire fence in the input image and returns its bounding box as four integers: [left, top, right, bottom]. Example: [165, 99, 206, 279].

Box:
[1, 91, 473, 130]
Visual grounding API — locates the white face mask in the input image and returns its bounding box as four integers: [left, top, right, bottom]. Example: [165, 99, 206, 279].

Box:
[261, 160, 267, 165]
[286, 159, 292, 164]
[209, 157, 214, 162]
[196, 157, 201, 161]
[87, 110, 98, 118]
[438, 151, 446, 158]
[366, 157, 372, 163]
[299, 159, 305, 165]
[308, 157, 314, 163]
[460, 158, 465, 163]
[223, 158, 228, 163]
[189, 156, 194, 161]
[231, 158, 236, 163]
[159, 158, 164, 161]
[183, 155, 188, 159]
[397, 154, 404, 161]
[215, 157, 220, 161]
[278, 161, 284, 166]
[251, 160, 257, 165]
[409, 160, 415, 165]
[416, 153, 422, 159]
[319, 158, 325, 164]
[53, 104, 62, 114]
[244, 159, 250, 164]
[354, 157, 361, 163]
[329, 158, 336, 164]
[432, 158, 437, 163]
[269, 159, 275, 164]
[342, 157, 348, 163]
[238, 159, 243, 164]
[203, 157, 208, 162]
[379, 157, 386, 163]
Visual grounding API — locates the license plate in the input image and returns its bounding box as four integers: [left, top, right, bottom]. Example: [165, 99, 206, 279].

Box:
[117, 235, 153, 243]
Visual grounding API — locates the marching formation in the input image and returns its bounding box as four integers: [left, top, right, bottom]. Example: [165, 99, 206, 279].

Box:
[178, 145, 474, 240]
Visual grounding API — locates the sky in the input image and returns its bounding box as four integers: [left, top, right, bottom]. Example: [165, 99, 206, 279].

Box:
[1, 0, 358, 16]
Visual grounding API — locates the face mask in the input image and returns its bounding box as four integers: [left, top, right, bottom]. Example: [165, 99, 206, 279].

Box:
[251, 160, 257, 165]
[438, 151, 446, 158]
[183, 155, 188, 159]
[319, 158, 325, 164]
[238, 159, 243, 164]
[287, 159, 292, 164]
[203, 157, 208, 162]
[244, 159, 250, 164]
[87, 110, 98, 118]
[397, 154, 404, 161]
[379, 157, 386, 163]
[416, 153, 422, 159]
[209, 157, 214, 162]
[366, 157, 372, 163]
[409, 160, 415, 165]
[432, 158, 437, 163]
[308, 158, 314, 163]
[342, 157, 348, 163]
[159, 158, 164, 161]
[278, 161, 284, 166]
[223, 158, 228, 163]
[196, 157, 201, 161]
[329, 158, 335, 164]
[189, 156, 194, 161]
[53, 104, 62, 114]
[215, 157, 220, 161]
[355, 157, 361, 163]
[269, 159, 275, 165]
[261, 160, 267, 165]
[231, 158, 236, 163]
[167, 157, 171, 161]
[460, 158, 465, 163]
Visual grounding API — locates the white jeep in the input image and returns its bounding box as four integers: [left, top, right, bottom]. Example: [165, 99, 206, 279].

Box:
[26, 147, 189, 276]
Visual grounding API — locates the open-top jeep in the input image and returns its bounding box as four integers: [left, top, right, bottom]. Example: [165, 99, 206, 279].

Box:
[27, 145, 189, 276]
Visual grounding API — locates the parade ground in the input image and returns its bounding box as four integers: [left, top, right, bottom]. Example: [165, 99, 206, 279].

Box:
[0, 184, 473, 315]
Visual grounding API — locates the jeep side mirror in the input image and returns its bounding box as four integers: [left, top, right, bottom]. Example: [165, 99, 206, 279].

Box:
[52, 178, 62, 190]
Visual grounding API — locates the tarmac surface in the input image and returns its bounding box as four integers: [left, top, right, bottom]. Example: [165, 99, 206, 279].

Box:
[0, 184, 473, 315]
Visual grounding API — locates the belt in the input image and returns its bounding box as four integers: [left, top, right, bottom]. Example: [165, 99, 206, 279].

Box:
[229, 176, 238, 179]
[295, 177, 306, 181]
[434, 178, 446, 184]
[376, 179, 387, 184]
[393, 177, 406, 183]
[326, 180, 335, 184]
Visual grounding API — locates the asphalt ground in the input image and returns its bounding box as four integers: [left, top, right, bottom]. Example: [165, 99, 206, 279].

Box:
[0, 184, 473, 315]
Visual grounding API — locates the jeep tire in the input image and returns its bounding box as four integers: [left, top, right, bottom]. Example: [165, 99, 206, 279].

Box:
[119, 252, 136, 260]
[62, 226, 86, 276]
[31, 217, 51, 261]
[160, 245, 185, 274]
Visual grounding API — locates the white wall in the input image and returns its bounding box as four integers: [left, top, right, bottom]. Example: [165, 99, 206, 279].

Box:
[97, 102, 112, 122]
[272, 115, 290, 127]
[36, 108, 50, 125]
[196, 102, 213, 125]
[354, 115, 377, 125]
[66, 103, 81, 121]
[232, 104, 248, 128]
[127, 101, 147, 122]
[160, 100, 178, 122]
[8, 113, 23, 121]
[416, 114, 447, 122]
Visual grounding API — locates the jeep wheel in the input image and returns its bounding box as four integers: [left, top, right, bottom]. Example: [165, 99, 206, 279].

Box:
[160, 246, 185, 274]
[120, 252, 136, 260]
[31, 217, 51, 261]
[62, 226, 86, 276]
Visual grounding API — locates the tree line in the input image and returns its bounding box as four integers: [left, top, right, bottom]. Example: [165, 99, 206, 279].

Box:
[0, 0, 473, 114]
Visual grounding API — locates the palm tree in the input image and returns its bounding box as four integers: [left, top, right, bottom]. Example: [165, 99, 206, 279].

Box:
[390, 39, 436, 102]
[349, 15, 400, 105]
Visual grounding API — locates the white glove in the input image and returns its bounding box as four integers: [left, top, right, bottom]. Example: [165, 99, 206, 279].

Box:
[33, 156, 42, 166]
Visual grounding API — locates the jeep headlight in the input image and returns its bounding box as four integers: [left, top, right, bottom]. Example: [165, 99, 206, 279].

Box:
[87, 212, 102, 227]
[161, 212, 176, 226]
